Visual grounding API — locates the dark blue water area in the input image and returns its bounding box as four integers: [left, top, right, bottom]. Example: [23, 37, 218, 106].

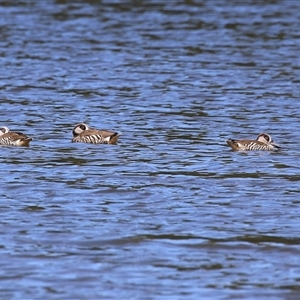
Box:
[1, 0, 300, 299]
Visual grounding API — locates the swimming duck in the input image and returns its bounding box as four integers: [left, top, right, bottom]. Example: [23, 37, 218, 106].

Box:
[0, 126, 32, 146]
[226, 133, 281, 151]
[72, 123, 121, 144]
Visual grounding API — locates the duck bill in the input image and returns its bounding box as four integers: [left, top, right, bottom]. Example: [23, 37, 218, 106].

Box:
[271, 142, 281, 149]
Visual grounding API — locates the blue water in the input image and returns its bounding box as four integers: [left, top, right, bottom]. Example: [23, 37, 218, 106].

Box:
[1, 1, 300, 299]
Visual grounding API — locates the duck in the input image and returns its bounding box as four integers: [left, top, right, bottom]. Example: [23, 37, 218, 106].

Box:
[226, 133, 281, 151]
[0, 126, 32, 146]
[72, 123, 121, 144]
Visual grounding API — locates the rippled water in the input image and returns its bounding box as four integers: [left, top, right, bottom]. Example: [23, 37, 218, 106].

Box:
[1, 0, 300, 299]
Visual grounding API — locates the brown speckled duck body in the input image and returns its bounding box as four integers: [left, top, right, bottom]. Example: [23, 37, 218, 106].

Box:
[226, 133, 281, 151]
[72, 123, 121, 144]
[0, 126, 32, 146]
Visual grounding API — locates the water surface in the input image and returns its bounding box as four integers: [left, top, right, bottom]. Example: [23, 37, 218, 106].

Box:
[1, 0, 300, 299]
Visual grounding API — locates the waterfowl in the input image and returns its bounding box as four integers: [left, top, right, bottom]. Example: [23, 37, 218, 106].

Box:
[226, 133, 281, 151]
[72, 123, 121, 144]
[0, 126, 32, 146]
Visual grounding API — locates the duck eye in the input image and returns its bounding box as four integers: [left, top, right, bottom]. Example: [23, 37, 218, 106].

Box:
[80, 125, 86, 130]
